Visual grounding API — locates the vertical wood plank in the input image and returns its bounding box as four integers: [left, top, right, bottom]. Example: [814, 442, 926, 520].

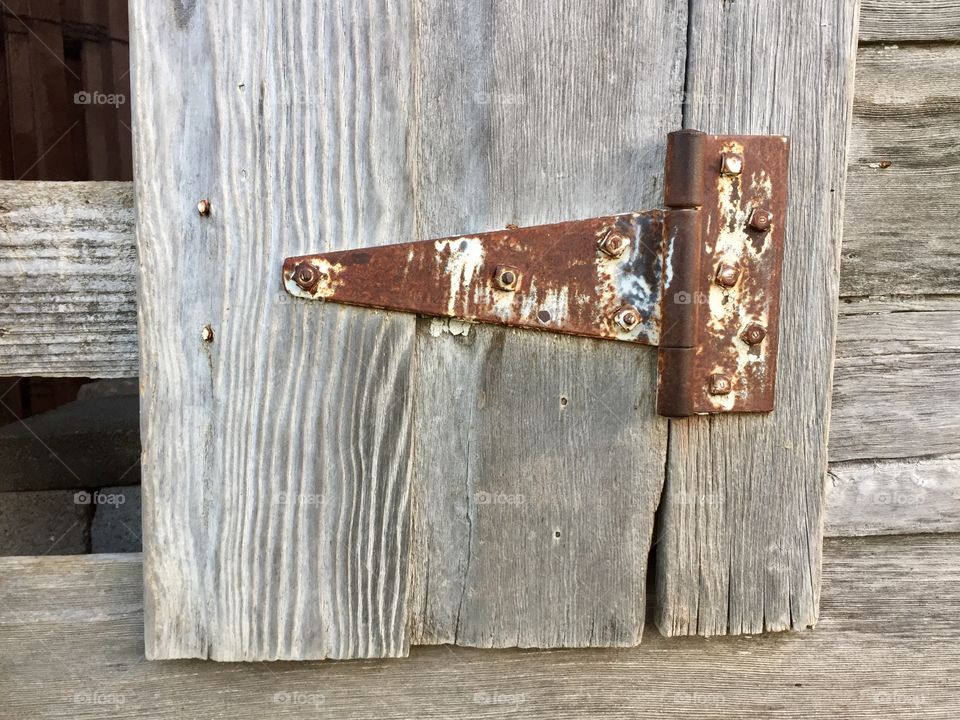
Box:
[655, 0, 861, 635]
[132, 0, 417, 660]
[407, 0, 686, 647]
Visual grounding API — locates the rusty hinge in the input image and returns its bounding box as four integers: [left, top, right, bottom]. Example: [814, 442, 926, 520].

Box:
[282, 129, 788, 417]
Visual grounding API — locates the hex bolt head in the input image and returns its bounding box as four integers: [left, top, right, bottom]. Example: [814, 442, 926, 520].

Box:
[715, 262, 741, 288]
[598, 230, 629, 258]
[741, 323, 767, 346]
[720, 152, 744, 176]
[197, 199, 211, 216]
[708, 373, 732, 395]
[292, 261, 321, 292]
[494, 265, 520, 291]
[748, 207, 773, 232]
[613, 305, 641, 332]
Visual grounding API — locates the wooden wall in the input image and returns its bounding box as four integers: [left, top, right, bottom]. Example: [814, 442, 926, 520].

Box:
[0, 0, 958, 714]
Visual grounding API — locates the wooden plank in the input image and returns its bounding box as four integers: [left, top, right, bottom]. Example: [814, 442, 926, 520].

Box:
[655, 0, 861, 636]
[826, 455, 960, 537]
[130, 0, 417, 660]
[406, 1, 683, 648]
[3, 2, 39, 179]
[0, 180, 137, 377]
[859, 0, 960, 43]
[17, 2, 76, 180]
[830, 299, 960, 462]
[841, 44, 960, 298]
[2, 536, 959, 718]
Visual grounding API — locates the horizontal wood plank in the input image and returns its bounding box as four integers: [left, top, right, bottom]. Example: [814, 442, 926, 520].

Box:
[2, 536, 959, 717]
[841, 45, 960, 298]
[859, 0, 960, 43]
[830, 300, 960, 462]
[0, 181, 137, 377]
[827, 455, 960, 537]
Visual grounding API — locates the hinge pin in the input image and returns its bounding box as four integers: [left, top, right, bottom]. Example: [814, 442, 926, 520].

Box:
[708, 373, 732, 395]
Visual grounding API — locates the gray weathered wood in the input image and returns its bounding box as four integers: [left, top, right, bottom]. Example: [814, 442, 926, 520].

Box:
[860, 0, 960, 43]
[830, 302, 960, 462]
[655, 0, 861, 636]
[131, 0, 417, 660]
[841, 44, 960, 298]
[826, 455, 960, 537]
[3, 536, 959, 718]
[0, 181, 137, 377]
[406, 1, 683, 648]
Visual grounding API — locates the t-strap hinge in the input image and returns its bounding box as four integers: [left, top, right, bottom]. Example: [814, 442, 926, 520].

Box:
[281, 129, 789, 417]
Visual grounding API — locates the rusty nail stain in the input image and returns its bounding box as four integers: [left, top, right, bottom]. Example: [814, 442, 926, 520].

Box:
[598, 229, 628, 258]
[748, 207, 773, 232]
[494, 265, 520, 291]
[708, 374, 732, 395]
[741, 323, 767, 346]
[293, 261, 321, 292]
[201, 325, 214, 343]
[720, 152, 743, 176]
[197, 199, 211, 216]
[878, 160, 892, 169]
[613, 305, 640, 332]
[715, 263, 740, 288]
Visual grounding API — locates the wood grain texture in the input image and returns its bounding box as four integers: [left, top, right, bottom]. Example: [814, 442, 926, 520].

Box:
[831, 300, 960, 462]
[655, 0, 861, 636]
[842, 45, 960, 298]
[3, 536, 960, 718]
[406, 0, 683, 648]
[131, 0, 417, 660]
[859, 0, 960, 43]
[827, 455, 960, 537]
[0, 181, 137, 377]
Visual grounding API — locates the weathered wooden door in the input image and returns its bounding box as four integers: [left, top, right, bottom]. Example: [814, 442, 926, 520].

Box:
[131, 0, 858, 660]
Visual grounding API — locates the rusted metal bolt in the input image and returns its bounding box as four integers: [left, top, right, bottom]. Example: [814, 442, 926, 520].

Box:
[708, 373, 732, 396]
[201, 325, 214, 343]
[741, 323, 767, 346]
[613, 305, 641, 332]
[598, 230, 629, 259]
[494, 265, 520, 291]
[197, 199, 211, 216]
[748, 207, 773, 232]
[715, 262, 741, 288]
[720, 152, 743, 176]
[292, 261, 321, 292]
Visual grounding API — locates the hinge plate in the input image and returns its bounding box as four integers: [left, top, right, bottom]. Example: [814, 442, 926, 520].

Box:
[282, 130, 788, 417]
